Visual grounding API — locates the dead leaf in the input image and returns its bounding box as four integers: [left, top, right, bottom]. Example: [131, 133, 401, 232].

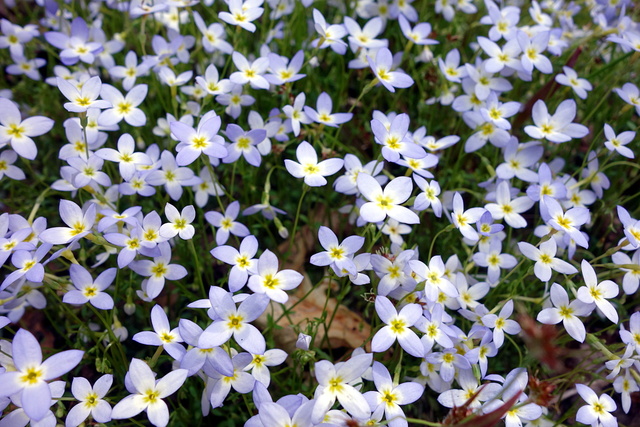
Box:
[255, 274, 371, 353]
[254, 211, 372, 352]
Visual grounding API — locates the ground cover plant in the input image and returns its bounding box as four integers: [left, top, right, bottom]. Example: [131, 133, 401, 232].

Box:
[0, 0, 639, 425]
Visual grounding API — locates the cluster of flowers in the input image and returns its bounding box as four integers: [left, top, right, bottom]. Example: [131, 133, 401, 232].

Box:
[1, 0, 640, 426]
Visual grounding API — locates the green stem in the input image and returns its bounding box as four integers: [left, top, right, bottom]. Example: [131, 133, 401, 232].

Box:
[289, 185, 309, 249]
[428, 224, 455, 260]
[149, 345, 164, 368]
[188, 238, 206, 297]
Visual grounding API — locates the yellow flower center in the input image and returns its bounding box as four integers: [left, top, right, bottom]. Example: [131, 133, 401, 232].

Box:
[227, 314, 243, 330]
[20, 367, 43, 385]
[236, 136, 251, 149]
[152, 263, 168, 278]
[390, 318, 406, 334]
[7, 123, 25, 138]
[83, 286, 98, 298]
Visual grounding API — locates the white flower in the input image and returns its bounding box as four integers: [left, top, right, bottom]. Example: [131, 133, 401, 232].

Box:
[357, 174, 419, 225]
[518, 238, 578, 282]
[537, 283, 593, 342]
[555, 66, 592, 99]
[284, 141, 343, 187]
[111, 359, 187, 427]
[576, 260, 619, 323]
[575, 384, 617, 427]
[159, 203, 195, 240]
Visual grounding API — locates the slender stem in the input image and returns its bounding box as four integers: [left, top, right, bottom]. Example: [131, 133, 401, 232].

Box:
[428, 224, 455, 260]
[149, 345, 165, 368]
[289, 185, 309, 249]
[188, 238, 206, 297]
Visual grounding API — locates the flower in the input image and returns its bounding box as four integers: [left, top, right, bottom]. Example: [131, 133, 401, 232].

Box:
[617, 206, 640, 249]
[576, 260, 619, 324]
[218, 0, 263, 33]
[95, 133, 152, 181]
[243, 349, 287, 387]
[399, 15, 438, 45]
[257, 401, 315, 427]
[39, 200, 96, 245]
[555, 66, 592, 99]
[222, 123, 266, 167]
[205, 201, 250, 246]
[371, 296, 424, 357]
[425, 348, 470, 382]
[0, 149, 25, 180]
[410, 255, 458, 302]
[44, 17, 103, 65]
[145, 150, 201, 200]
[57, 76, 111, 113]
[0, 97, 54, 160]
[210, 235, 258, 292]
[524, 99, 589, 143]
[265, 50, 306, 85]
[575, 384, 617, 427]
[282, 92, 311, 137]
[517, 30, 552, 74]
[438, 368, 501, 409]
[247, 249, 303, 304]
[171, 112, 227, 166]
[111, 359, 187, 427]
[473, 238, 517, 284]
[364, 362, 424, 427]
[438, 49, 467, 82]
[357, 174, 419, 225]
[66, 375, 113, 427]
[157, 67, 192, 87]
[304, 92, 353, 127]
[603, 124, 635, 159]
[451, 192, 486, 241]
[129, 242, 188, 299]
[413, 176, 442, 216]
[541, 196, 590, 248]
[109, 50, 150, 90]
[63, 264, 115, 310]
[311, 353, 373, 423]
[178, 318, 233, 377]
[495, 139, 542, 182]
[478, 37, 522, 73]
[205, 352, 256, 409]
[518, 238, 578, 282]
[284, 141, 344, 187]
[198, 286, 269, 354]
[192, 12, 233, 54]
[132, 305, 185, 361]
[0, 329, 84, 421]
[230, 51, 270, 90]
[310, 226, 365, 276]
[613, 82, 640, 115]
[371, 113, 425, 162]
[537, 283, 593, 342]
[481, 300, 521, 348]
[216, 84, 255, 119]
[480, 93, 520, 129]
[159, 203, 195, 240]
[311, 9, 347, 54]
[484, 180, 534, 229]
[367, 48, 414, 93]
[195, 64, 232, 96]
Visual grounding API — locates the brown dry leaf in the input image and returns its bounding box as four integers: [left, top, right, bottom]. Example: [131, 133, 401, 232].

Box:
[253, 214, 372, 352]
[256, 274, 371, 353]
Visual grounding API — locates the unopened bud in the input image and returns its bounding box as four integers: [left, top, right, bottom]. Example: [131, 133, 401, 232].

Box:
[274, 217, 288, 238]
[296, 333, 312, 351]
[124, 302, 136, 315]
